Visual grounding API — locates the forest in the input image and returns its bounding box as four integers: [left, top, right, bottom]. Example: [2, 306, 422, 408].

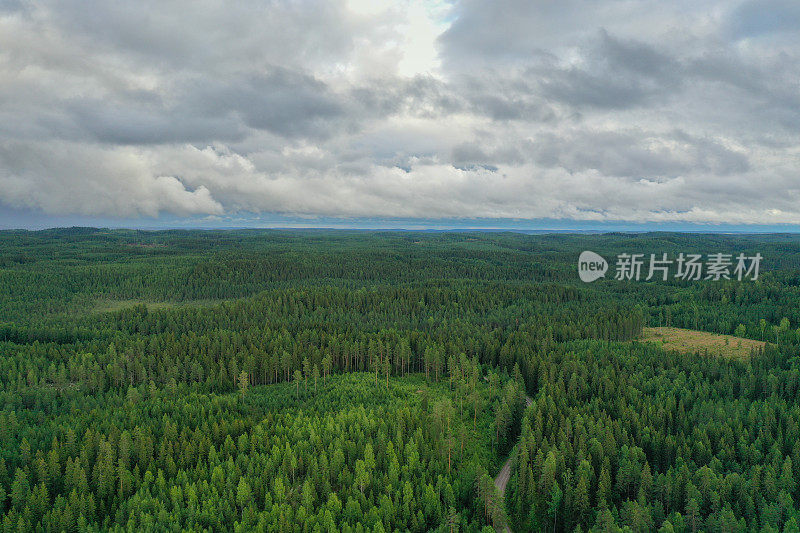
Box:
[1, 228, 800, 532]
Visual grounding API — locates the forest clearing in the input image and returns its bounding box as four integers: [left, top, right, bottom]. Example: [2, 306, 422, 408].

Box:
[639, 326, 766, 360]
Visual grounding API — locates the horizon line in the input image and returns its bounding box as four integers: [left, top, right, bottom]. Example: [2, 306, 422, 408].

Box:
[5, 225, 800, 235]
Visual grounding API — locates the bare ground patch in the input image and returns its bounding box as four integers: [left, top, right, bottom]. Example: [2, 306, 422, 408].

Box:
[638, 327, 766, 360]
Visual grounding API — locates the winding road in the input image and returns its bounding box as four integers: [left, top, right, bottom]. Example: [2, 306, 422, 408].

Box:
[493, 396, 533, 532]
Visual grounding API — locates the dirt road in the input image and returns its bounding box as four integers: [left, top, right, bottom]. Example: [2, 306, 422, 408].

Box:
[493, 396, 532, 532]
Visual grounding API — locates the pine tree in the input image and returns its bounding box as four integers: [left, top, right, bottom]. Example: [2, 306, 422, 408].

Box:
[238, 370, 249, 396]
[574, 464, 591, 529]
[10, 468, 29, 511]
[291, 369, 301, 396]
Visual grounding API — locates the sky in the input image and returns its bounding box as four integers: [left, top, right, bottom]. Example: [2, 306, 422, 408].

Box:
[1, 0, 800, 230]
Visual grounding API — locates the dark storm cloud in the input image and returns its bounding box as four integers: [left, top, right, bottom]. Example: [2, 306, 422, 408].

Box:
[12, 68, 354, 145]
[538, 32, 681, 110]
[191, 69, 350, 139]
[66, 97, 248, 145]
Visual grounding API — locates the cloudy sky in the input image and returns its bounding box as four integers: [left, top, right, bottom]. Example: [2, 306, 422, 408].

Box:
[1, 0, 800, 229]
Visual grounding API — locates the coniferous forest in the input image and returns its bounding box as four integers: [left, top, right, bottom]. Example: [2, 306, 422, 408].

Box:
[1, 228, 800, 532]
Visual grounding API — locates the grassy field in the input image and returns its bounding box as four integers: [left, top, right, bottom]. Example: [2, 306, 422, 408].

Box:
[639, 326, 766, 360]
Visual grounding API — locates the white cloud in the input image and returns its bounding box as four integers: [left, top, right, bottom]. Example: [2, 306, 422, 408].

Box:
[1, 0, 800, 225]
[0, 142, 223, 216]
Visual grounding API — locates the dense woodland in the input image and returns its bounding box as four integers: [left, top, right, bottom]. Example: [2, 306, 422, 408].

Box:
[1, 229, 800, 531]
